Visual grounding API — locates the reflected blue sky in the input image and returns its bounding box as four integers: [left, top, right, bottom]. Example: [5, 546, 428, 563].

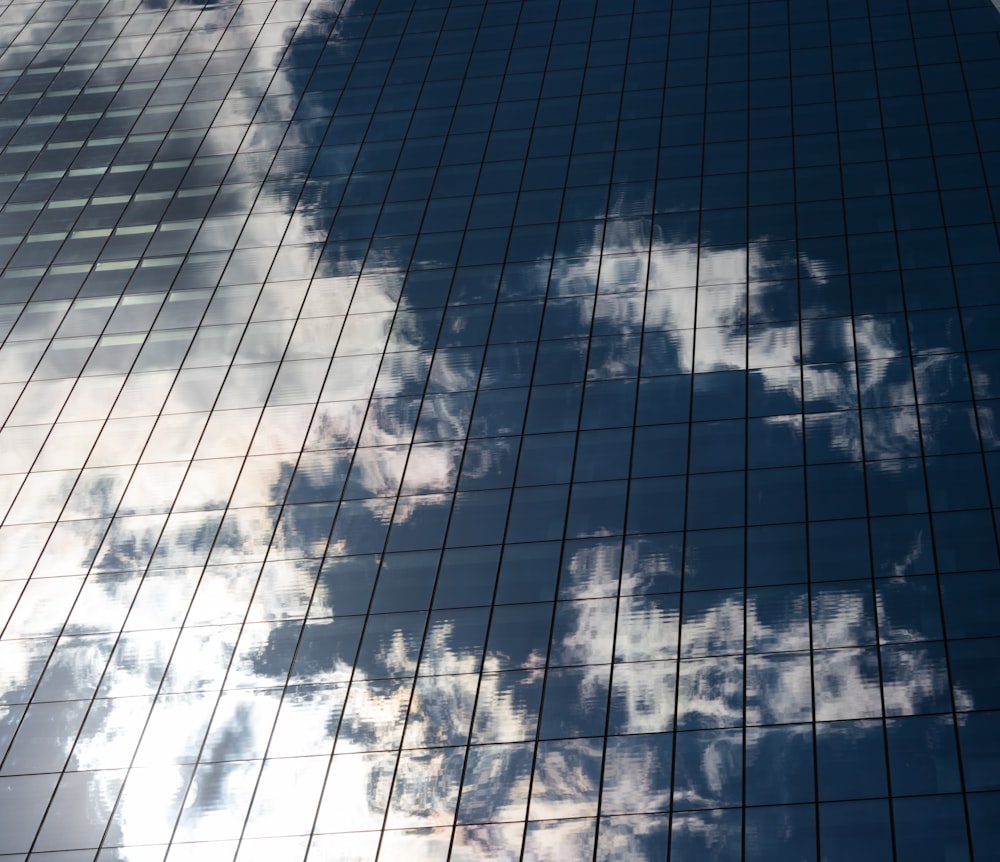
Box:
[0, 0, 999, 857]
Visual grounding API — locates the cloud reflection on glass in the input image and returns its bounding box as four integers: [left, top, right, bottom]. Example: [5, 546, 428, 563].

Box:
[0, 0, 997, 858]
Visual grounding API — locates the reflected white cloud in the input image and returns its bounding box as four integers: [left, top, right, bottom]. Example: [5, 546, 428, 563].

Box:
[596, 813, 669, 862]
[523, 817, 596, 861]
[452, 822, 523, 861]
[1, 0, 995, 857]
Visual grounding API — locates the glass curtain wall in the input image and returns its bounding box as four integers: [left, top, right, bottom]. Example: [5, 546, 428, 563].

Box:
[0, 0, 998, 858]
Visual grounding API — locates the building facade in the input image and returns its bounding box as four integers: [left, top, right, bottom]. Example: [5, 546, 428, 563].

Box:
[0, 0, 998, 858]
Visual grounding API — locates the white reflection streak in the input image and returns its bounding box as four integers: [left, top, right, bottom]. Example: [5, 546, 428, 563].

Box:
[4, 0, 988, 849]
[553, 599, 616, 667]
[559, 219, 908, 420]
[563, 541, 622, 599]
[671, 810, 739, 852]
[889, 530, 930, 579]
[46, 0, 355, 849]
[862, 408, 920, 460]
[568, 583, 973, 780]
[881, 643, 957, 713]
[6, 167, 909, 584]
[523, 818, 597, 861]
[757, 598, 960, 718]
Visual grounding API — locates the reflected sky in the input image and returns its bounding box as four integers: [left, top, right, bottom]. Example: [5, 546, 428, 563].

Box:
[0, 0, 999, 856]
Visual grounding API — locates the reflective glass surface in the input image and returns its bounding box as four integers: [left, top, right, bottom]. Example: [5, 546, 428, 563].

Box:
[1, 0, 999, 857]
